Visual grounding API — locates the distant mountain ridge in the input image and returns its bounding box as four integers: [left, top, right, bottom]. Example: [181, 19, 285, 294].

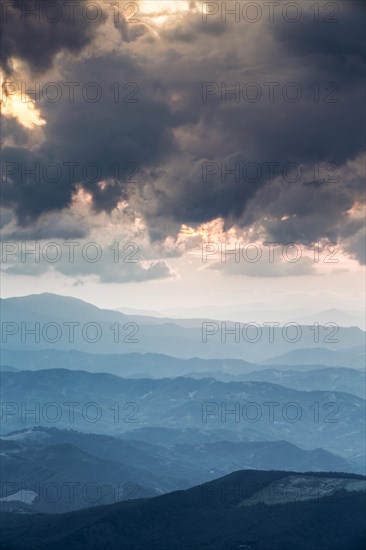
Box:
[189, 366, 365, 398]
[1, 293, 365, 361]
[141, 303, 365, 330]
[1, 368, 364, 459]
[1, 426, 358, 514]
[263, 346, 366, 369]
[2, 348, 364, 398]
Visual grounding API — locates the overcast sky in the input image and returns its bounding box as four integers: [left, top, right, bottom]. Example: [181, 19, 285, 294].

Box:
[1, 0, 365, 315]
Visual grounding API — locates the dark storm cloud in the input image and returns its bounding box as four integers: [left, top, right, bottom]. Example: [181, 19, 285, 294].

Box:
[2, 52, 178, 223]
[273, 0, 365, 70]
[0, 0, 106, 75]
[1, 208, 89, 239]
[132, 0, 365, 261]
[344, 229, 366, 265]
[2, 0, 365, 264]
[1, 116, 30, 147]
[242, 161, 365, 247]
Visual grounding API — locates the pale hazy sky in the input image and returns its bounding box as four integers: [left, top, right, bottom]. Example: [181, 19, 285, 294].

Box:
[2, 251, 364, 316]
[1, 0, 365, 318]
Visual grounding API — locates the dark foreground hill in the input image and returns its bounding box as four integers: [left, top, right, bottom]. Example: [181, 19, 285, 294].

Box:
[1, 469, 365, 550]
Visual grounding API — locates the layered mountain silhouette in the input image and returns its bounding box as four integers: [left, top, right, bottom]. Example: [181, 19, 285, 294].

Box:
[2, 294, 364, 361]
[1, 426, 358, 513]
[1, 292, 365, 549]
[1, 469, 365, 549]
[1, 368, 364, 460]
